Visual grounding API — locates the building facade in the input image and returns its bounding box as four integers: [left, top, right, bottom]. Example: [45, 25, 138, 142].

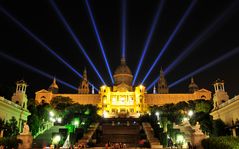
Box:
[35, 58, 211, 118]
[0, 80, 31, 133]
[210, 79, 239, 136]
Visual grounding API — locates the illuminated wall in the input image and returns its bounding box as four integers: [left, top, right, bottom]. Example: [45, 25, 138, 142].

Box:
[35, 86, 211, 118]
[145, 89, 211, 106]
[98, 85, 146, 118]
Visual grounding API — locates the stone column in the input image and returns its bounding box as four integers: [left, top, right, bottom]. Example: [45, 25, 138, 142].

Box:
[232, 128, 237, 137]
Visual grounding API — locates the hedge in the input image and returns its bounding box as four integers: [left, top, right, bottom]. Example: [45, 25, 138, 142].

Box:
[202, 136, 239, 149]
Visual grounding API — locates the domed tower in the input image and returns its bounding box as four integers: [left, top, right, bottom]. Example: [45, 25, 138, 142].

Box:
[11, 80, 28, 109]
[48, 77, 59, 94]
[188, 77, 199, 93]
[212, 79, 229, 109]
[78, 68, 90, 94]
[113, 58, 133, 91]
[158, 67, 169, 94]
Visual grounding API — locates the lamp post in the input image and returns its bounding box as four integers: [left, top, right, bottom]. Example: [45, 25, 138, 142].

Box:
[155, 111, 159, 121]
[188, 110, 193, 117]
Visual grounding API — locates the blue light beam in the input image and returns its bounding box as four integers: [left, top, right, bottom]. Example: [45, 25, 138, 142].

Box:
[165, 0, 239, 75]
[142, 0, 197, 84]
[0, 6, 84, 80]
[132, 0, 165, 86]
[50, 0, 106, 85]
[85, 0, 114, 84]
[121, 0, 127, 59]
[0, 51, 78, 90]
[169, 46, 239, 88]
[148, 0, 239, 90]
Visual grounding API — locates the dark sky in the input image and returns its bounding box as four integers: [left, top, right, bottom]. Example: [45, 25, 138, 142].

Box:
[0, 0, 238, 99]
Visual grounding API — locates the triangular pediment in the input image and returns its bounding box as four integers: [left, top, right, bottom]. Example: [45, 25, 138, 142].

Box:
[114, 83, 132, 92]
[197, 88, 211, 93]
[36, 89, 50, 93]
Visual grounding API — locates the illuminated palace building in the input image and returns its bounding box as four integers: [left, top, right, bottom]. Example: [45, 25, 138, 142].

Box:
[35, 58, 211, 118]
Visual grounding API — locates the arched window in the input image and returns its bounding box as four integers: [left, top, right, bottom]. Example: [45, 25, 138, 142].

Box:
[41, 96, 46, 99]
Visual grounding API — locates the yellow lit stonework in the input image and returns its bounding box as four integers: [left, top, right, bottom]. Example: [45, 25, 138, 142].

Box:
[0, 80, 31, 133]
[210, 79, 239, 128]
[35, 58, 211, 118]
[99, 84, 146, 118]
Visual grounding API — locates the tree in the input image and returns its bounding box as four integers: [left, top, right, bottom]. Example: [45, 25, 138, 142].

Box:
[50, 96, 73, 110]
[212, 119, 228, 136]
[27, 103, 40, 136]
[37, 103, 52, 122]
[190, 112, 213, 134]
[4, 117, 19, 138]
[195, 100, 212, 113]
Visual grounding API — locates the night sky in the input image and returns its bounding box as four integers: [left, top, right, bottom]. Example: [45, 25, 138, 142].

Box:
[0, 0, 239, 99]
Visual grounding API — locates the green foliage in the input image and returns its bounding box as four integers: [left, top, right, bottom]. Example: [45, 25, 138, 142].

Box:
[4, 117, 19, 137]
[27, 103, 40, 136]
[190, 112, 213, 134]
[212, 119, 228, 137]
[50, 96, 73, 110]
[195, 100, 212, 113]
[149, 99, 216, 145]
[27, 113, 40, 136]
[160, 132, 168, 147]
[37, 103, 52, 121]
[202, 136, 239, 149]
[0, 117, 21, 148]
[27, 102, 53, 137]
[63, 104, 98, 124]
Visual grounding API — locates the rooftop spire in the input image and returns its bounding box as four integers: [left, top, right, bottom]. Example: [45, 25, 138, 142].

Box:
[191, 77, 194, 83]
[83, 67, 87, 80]
[160, 67, 165, 77]
[53, 77, 56, 84]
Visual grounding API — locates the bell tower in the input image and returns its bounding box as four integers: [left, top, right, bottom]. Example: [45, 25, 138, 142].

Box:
[78, 68, 90, 94]
[11, 80, 28, 109]
[158, 67, 169, 94]
[212, 79, 229, 109]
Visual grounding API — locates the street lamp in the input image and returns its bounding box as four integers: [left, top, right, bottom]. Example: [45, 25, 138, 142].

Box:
[155, 111, 159, 120]
[49, 111, 55, 117]
[188, 110, 193, 117]
[73, 119, 79, 128]
[57, 117, 62, 123]
[52, 134, 61, 145]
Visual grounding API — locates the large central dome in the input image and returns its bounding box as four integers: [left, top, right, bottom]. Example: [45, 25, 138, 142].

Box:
[113, 58, 133, 86]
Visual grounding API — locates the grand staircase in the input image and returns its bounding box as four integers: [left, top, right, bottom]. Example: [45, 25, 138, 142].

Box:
[32, 126, 65, 148]
[96, 121, 141, 147]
